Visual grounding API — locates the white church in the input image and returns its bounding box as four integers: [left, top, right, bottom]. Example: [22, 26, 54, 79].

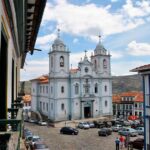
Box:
[31, 31, 112, 122]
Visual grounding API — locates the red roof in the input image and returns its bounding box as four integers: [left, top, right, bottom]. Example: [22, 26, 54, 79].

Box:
[31, 75, 49, 84]
[131, 64, 150, 72]
[70, 68, 79, 73]
[113, 91, 143, 103]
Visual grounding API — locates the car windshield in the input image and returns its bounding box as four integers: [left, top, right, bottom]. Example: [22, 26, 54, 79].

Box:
[35, 144, 48, 149]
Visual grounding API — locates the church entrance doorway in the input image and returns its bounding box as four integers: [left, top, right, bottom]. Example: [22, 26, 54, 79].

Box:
[84, 106, 91, 118]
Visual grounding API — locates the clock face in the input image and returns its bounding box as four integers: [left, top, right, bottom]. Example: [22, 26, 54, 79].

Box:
[85, 67, 88, 73]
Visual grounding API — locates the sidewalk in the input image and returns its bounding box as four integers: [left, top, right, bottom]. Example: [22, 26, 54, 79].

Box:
[53, 116, 110, 128]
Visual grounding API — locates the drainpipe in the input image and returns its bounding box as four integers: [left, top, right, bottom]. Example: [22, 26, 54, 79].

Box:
[68, 73, 72, 120]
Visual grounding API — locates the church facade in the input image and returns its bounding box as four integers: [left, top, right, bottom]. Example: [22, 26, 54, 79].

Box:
[31, 33, 112, 122]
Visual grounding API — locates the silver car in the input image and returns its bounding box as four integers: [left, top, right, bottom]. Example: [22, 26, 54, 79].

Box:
[118, 127, 138, 137]
[112, 124, 122, 132]
[136, 127, 144, 135]
[78, 122, 90, 129]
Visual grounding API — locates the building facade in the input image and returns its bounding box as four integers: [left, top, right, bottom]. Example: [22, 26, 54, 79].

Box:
[31, 33, 112, 122]
[113, 91, 143, 119]
[131, 64, 150, 150]
[0, 0, 46, 149]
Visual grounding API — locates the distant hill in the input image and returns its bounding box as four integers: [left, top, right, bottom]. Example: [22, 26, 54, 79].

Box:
[19, 74, 142, 95]
[112, 74, 142, 94]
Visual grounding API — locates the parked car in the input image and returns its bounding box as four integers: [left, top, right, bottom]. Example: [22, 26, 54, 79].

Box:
[112, 124, 123, 132]
[136, 127, 144, 135]
[38, 121, 47, 126]
[98, 128, 112, 136]
[129, 138, 144, 149]
[93, 121, 105, 128]
[87, 122, 95, 128]
[60, 127, 79, 135]
[78, 122, 90, 129]
[103, 121, 112, 128]
[118, 127, 138, 137]
[30, 135, 42, 149]
[33, 142, 49, 150]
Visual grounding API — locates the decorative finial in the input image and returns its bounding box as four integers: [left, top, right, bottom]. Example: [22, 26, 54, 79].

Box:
[98, 35, 101, 43]
[84, 50, 87, 56]
[57, 28, 60, 38]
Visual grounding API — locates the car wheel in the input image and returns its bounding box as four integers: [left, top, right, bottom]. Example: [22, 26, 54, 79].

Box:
[72, 132, 74, 135]
[60, 131, 63, 134]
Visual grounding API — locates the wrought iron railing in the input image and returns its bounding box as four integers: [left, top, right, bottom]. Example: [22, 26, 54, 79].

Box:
[0, 99, 24, 150]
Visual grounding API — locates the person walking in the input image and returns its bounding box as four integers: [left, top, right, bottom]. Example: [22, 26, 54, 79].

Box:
[115, 137, 120, 150]
[119, 135, 125, 149]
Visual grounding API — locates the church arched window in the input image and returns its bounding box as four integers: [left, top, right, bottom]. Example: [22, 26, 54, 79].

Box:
[61, 103, 64, 110]
[60, 56, 64, 67]
[95, 83, 98, 93]
[94, 60, 97, 70]
[51, 56, 53, 68]
[105, 100, 108, 107]
[103, 59, 107, 68]
[104, 85, 107, 92]
[61, 86, 64, 93]
[75, 83, 79, 94]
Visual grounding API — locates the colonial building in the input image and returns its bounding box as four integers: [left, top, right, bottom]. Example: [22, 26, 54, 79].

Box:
[31, 32, 112, 122]
[131, 64, 150, 150]
[0, 0, 46, 149]
[113, 91, 143, 119]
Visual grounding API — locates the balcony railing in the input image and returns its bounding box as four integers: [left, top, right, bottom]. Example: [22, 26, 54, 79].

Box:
[0, 99, 24, 150]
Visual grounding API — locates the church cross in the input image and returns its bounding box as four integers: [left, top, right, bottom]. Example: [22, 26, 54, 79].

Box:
[57, 28, 60, 38]
[84, 50, 87, 56]
[98, 35, 101, 43]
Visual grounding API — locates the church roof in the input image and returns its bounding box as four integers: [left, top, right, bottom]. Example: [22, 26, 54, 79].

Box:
[70, 68, 79, 73]
[53, 37, 65, 45]
[30, 74, 49, 84]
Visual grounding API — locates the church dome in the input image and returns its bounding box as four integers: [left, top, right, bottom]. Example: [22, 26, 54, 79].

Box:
[94, 41, 107, 55]
[52, 29, 66, 51]
[53, 37, 65, 45]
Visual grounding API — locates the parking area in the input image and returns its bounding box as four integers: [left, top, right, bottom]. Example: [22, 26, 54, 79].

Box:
[25, 122, 134, 150]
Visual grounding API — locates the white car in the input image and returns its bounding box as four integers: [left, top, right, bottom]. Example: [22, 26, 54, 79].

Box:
[38, 121, 47, 126]
[136, 127, 144, 135]
[112, 124, 122, 132]
[78, 122, 90, 129]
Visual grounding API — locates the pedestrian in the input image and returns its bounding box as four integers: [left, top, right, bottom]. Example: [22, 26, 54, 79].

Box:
[115, 137, 120, 150]
[119, 135, 125, 149]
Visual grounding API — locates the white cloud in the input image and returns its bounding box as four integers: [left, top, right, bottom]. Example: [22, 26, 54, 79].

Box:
[111, 0, 118, 3]
[111, 60, 148, 76]
[73, 38, 79, 44]
[127, 41, 150, 56]
[40, 0, 148, 43]
[122, 0, 150, 18]
[111, 51, 123, 59]
[36, 34, 56, 45]
[21, 58, 49, 81]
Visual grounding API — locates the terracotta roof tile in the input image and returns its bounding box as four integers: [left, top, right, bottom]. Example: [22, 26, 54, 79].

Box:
[113, 91, 143, 103]
[130, 64, 150, 72]
[23, 95, 31, 103]
[70, 68, 79, 73]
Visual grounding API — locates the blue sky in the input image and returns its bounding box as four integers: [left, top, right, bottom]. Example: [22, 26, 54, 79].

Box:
[21, 0, 150, 81]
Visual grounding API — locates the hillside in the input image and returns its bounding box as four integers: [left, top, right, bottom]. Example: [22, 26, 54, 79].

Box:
[19, 74, 142, 95]
[112, 74, 142, 94]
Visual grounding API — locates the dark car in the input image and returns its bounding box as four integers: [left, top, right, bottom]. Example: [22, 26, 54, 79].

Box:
[60, 127, 79, 135]
[98, 128, 112, 136]
[129, 138, 144, 149]
[93, 121, 105, 128]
